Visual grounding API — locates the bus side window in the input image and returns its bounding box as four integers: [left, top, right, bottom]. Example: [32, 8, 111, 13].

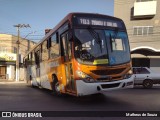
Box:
[24, 58, 28, 67]
[61, 34, 66, 57]
[32, 52, 35, 65]
[47, 37, 51, 49]
[61, 32, 71, 61]
[42, 40, 49, 61]
[35, 52, 38, 65]
[35, 50, 40, 67]
[50, 33, 59, 59]
[28, 53, 32, 65]
[47, 37, 51, 59]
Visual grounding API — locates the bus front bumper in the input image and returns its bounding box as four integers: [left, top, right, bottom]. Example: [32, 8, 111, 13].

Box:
[76, 75, 134, 96]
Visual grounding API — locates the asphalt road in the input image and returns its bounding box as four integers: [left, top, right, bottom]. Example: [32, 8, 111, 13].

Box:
[0, 82, 159, 120]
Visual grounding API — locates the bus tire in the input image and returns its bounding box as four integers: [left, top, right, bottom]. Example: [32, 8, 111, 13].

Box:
[28, 75, 34, 87]
[52, 75, 61, 95]
[143, 79, 153, 89]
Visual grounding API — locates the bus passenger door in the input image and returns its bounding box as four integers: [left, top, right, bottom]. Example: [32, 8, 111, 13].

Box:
[61, 32, 75, 93]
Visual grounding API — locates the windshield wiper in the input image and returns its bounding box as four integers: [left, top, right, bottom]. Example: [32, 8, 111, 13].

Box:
[87, 26, 103, 52]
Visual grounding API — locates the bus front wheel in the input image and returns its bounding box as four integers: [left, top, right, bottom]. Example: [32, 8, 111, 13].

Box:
[52, 76, 61, 95]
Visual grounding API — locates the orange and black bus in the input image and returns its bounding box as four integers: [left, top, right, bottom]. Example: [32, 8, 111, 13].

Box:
[24, 13, 134, 96]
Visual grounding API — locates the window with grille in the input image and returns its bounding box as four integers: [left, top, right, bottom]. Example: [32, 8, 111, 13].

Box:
[136, 0, 156, 2]
[133, 26, 153, 36]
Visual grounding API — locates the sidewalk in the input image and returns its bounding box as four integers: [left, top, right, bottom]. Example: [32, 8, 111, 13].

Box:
[0, 79, 26, 84]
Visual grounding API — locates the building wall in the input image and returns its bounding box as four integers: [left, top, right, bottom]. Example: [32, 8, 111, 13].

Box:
[0, 34, 36, 58]
[114, 0, 160, 72]
[114, 0, 160, 50]
[0, 34, 36, 80]
[0, 34, 12, 53]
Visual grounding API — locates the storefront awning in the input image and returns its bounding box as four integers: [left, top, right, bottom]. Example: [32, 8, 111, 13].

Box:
[131, 46, 160, 56]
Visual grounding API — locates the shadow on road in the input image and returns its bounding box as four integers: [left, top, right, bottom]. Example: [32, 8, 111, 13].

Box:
[133, 85, 160, 90]
[27, 85, 133, 111]
[1, 83, 159, 112]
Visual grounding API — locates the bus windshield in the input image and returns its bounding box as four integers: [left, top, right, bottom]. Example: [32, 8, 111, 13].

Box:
[74, 28, 130, 65]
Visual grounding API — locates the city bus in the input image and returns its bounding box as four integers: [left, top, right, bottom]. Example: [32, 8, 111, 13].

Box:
[24, 13, 134, 96]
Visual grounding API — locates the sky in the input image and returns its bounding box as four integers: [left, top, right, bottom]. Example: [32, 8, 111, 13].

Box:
[0, 0, 114, 42]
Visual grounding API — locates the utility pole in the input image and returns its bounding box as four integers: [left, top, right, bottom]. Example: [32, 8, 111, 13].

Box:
[13, 24, 30, 82]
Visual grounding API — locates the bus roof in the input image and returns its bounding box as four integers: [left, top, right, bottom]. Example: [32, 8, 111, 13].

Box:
[24, 12, 124, 58]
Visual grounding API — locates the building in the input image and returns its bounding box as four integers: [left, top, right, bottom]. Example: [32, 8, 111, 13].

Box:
[114, 0, 160, 72]
[0, 34, 36, 81]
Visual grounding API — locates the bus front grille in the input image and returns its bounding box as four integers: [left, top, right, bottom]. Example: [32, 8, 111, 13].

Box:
[96, 76, 122, 81]
[101, 83, 120, 89]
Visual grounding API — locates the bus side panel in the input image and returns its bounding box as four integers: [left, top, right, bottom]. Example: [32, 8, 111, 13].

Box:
[58, 58, 67, 93]
[26, 65, 38, 86]
[46, 57, 67, 93]
[31, 65, 38, 86]
[40, 61, 52, 90]
[25, 66, 31, 83]
[39, 57, 66, 93]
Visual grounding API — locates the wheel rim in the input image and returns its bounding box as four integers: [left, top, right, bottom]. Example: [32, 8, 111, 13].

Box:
[145, 82, 149, 87]
[144, 81, 151, 88]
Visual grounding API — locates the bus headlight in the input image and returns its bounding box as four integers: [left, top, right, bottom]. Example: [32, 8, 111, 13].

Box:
[76, 70, 95, 82]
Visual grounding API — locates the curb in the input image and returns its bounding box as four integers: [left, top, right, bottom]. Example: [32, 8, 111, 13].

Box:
[0, 81, 26, 84]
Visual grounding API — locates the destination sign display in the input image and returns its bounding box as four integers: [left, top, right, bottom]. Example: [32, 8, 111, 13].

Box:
[75, 17, 123, 28]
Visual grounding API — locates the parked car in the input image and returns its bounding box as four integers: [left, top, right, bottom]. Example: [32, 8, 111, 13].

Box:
[133, 67, 160, 88]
